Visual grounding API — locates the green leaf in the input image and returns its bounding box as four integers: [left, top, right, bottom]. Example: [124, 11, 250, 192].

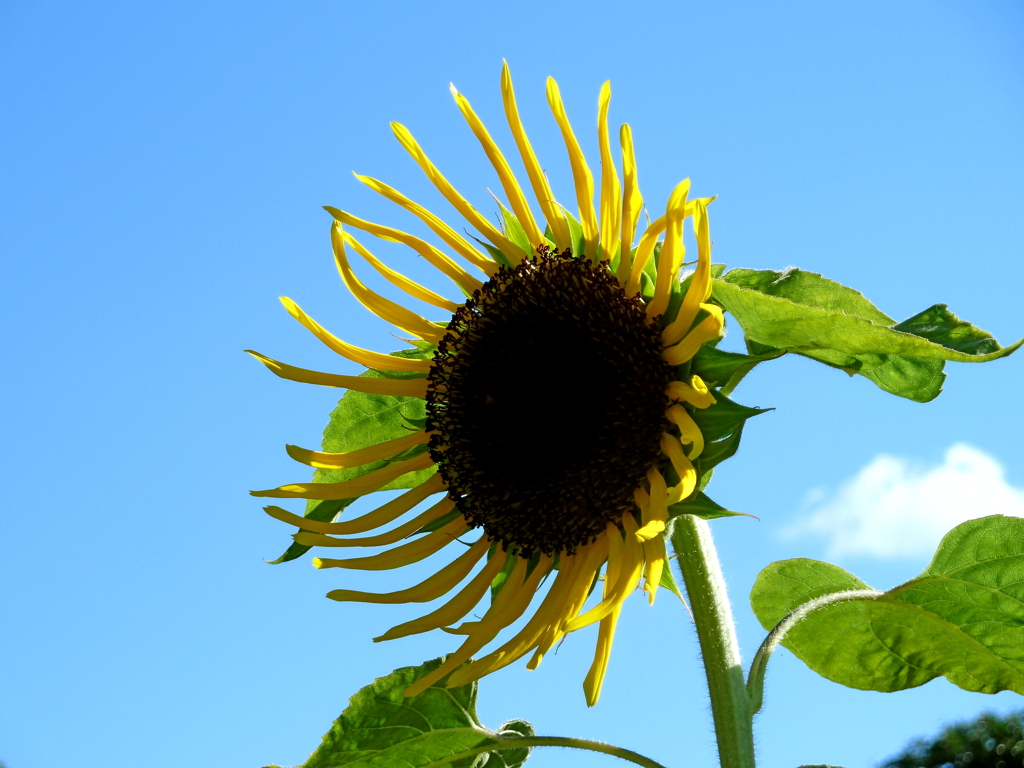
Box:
[269, 349, 436, 564]
[266, 657, 534, 768]
[668, 491, 749, 521]
[712, 268, 1022, 402]
[750, 515, 1024, 696]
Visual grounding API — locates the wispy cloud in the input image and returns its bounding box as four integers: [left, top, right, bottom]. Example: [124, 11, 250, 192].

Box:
[783, 444, 1024, 559]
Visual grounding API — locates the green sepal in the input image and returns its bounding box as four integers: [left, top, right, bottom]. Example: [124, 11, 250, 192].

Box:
[695, 422, 747, 475]
[490, 548, 519, 601]
[262, 657, 535, 768]
[561, 209, 586, 259]
[689, 388, 771, 443]
[414, 507, 462, 534]
[750, 515, 1024, 696]
[656, 557, 687, 604]
[268, 348, 436, 564]
[689, 344, 783, 391]
[495, 201, 534, 261]
[668, 491, 748, 521]
[712, 268, 1022, 402]
[478, 239, 513, 271]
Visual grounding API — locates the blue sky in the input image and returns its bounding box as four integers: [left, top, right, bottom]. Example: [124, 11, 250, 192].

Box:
[2, 2, 1023, 768]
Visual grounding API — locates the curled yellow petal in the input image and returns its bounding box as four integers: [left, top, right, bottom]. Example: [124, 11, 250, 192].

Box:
[246, 350, 429, 398]
[666, 403, 705, 459]
[659, 434, 697, 499]
[667, 375, 717, 409]
[251, 451, 434, 500]
[662, 304, 725, 366]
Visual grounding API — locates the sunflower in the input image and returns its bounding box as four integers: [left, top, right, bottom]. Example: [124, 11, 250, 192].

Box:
[250, 63, 724, 706]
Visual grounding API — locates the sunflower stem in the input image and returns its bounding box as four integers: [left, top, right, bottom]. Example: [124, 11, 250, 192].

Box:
[671, 515, 756, 768]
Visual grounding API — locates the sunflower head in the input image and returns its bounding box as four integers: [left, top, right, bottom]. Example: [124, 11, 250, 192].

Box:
[251, 62, 725, 706]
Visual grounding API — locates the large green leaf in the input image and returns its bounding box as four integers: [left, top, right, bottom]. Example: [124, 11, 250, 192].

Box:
[750, 515, 1024, 695]
[265, 657, 534, 768]
[269, 349, 436, 564]
[712, 269, 1021, 402]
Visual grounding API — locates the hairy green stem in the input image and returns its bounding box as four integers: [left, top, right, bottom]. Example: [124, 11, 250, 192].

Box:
[421, 735, 670, 768]
[746, 588, 882, 715]
[672, 515, 756, 768]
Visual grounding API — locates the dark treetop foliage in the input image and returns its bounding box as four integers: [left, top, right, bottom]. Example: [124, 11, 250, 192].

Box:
[880, 711, 1024, 768]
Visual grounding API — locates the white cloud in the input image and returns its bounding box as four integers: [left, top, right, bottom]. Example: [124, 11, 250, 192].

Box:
[783, 443, 1024, 559]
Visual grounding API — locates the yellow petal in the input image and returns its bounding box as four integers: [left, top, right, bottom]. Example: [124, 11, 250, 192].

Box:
[279, 297, 434, 374]
[324, 207, 483, 294]
[643, 534, 668, 606]
[330, 222, 447, 343]
[246, 350, 429, 398]
[374, 545, 507, 642]
[546, 77, 598, 256]
[647, 179, 690, 319]
[406, 554, 551, 698]
[659, 434, 697, 499]
[597, 81, 621, 263]
[342, 230, 460, 312]
[449, 83, 544, 250]
[500, 62, 571, 250]
[326, 536, 490, 605]
[285, 430, 431, 470]
[626, 215, 667, 297]
[562, 519, 643, 633]
[662, 198, 715, 345]
[294, 497, 455, 549]
[583, 606, 621, 707]
[251, 452, 434, 500]
[661, 304, 725, 366]
[353, 174, 498, 275]
[666, 403, 705, 459]
[617, 123, 643, 285]
[447, 553, 574, 686]
[313, 514, 469, 571]
[391, 121, 526, 265]
[667, 375, 717, 409]
[260, 474, 445, 536]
